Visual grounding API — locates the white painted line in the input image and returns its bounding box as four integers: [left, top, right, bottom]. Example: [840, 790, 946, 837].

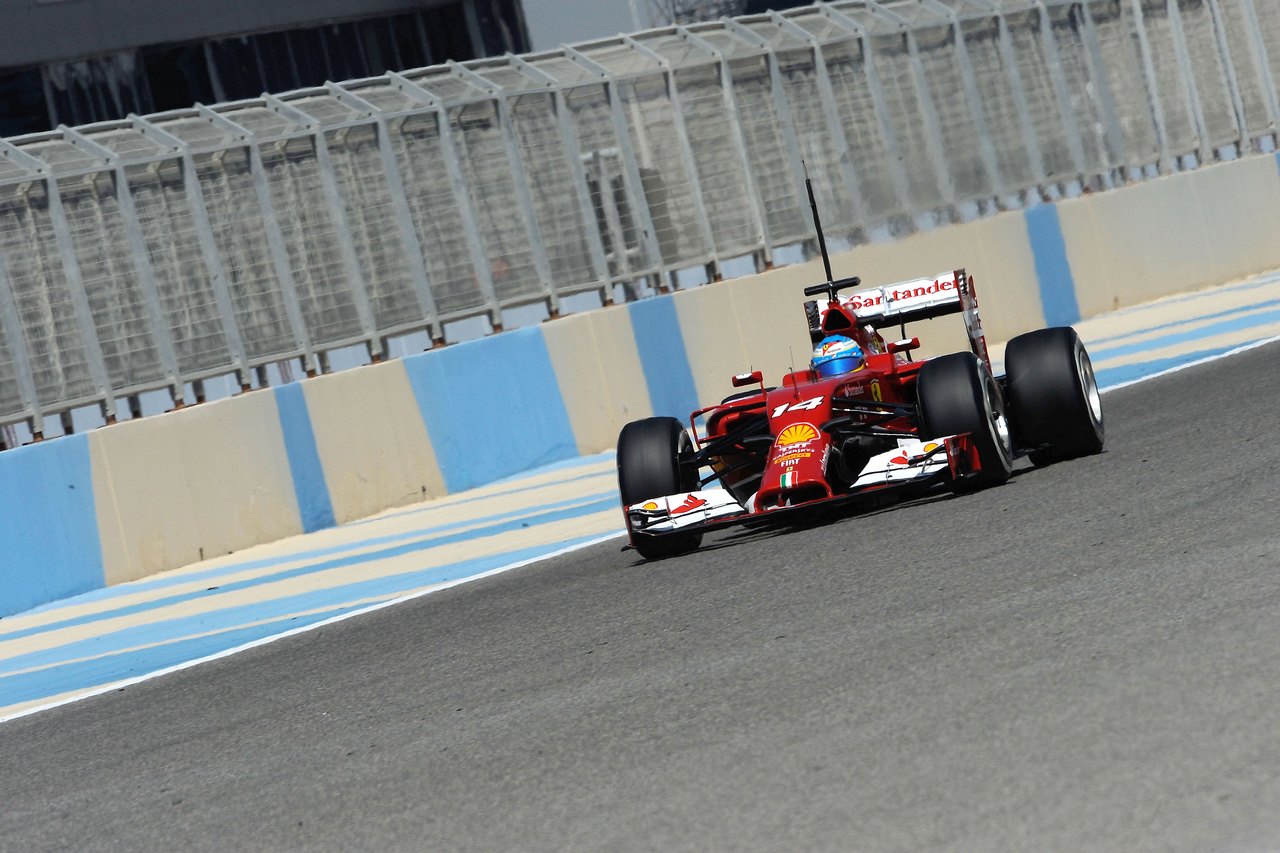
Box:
[0, 531, 627, 725]
[1099, 333, 1280, 394]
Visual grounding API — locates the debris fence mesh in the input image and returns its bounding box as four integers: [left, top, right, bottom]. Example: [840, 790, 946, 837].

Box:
[0, 0, 1275, 427]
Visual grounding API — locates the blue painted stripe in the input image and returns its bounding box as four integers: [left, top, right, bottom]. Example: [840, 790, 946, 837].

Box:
[1087, 296, 1280, 347]
[273, 382, 335, 534]
[0, 534, 611, 701]
[1274, 151, 1280, 176]
[1095, 341, 1268, 389]
[0, 434, 103, 618]
[348, 466, 612, 528]
[0, 493, 619, 645]
[0, 608, 362, 707]
[628, 295, 699, 419]
[5, 456, 618, 625]
[403, 327, 579, 493]
[1090, 306, 1280, 362]
[1024, 204, 1081, 327]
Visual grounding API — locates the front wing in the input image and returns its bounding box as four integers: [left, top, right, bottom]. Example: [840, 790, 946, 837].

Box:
[626, 434, 978, 540]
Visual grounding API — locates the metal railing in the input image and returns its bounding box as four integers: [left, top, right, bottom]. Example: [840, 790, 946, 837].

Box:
[0, 0, 1277, 436]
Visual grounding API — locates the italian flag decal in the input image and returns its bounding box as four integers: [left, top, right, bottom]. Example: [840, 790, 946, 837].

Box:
[780, 471, 796, 489]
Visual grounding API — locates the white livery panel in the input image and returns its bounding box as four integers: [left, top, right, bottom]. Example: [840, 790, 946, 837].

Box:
[834, 270, 962, 325]
[627, 489, 745, 533]
[850, 437, 953, 489]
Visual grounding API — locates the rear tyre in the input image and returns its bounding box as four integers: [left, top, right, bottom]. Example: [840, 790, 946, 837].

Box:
[1004, 327, 1104, 466]
[616, 417, 703, 559]
[916, 352, 1013, 492]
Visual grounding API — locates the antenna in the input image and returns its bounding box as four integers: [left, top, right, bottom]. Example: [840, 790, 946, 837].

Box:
[788, 346, 800, 400]
[803, 161, 834, 285]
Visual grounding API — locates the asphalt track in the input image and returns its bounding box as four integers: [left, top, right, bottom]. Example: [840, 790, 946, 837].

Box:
[1, 342, 1278, 849]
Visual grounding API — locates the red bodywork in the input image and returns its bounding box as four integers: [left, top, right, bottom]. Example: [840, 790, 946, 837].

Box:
[690, 269, 988, 513]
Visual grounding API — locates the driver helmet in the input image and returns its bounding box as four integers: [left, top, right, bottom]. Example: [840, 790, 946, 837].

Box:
[812, 335, 865, 378]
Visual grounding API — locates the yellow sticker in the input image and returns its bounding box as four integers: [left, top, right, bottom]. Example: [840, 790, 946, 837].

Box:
[776, 423, 819, 446]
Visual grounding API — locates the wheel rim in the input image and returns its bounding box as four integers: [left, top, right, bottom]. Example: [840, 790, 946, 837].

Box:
[985, 375, 1013, 465]
[1077, 346, 1103, 425]
[993, 407, 1012, 457]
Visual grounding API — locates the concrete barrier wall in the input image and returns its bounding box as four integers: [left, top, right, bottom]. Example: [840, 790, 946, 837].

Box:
[90, 391, 302, 586]
[301, 361, 445, 526]
[3, 154, 1277, 616]
[0, 436, 102, 615]
[1058, 154, 1280, 319]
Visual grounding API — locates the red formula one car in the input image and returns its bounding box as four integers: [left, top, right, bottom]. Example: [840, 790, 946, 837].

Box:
[616, 268, 1105, 559]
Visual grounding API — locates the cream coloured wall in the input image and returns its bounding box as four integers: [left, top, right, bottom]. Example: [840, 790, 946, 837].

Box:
[90, 391, 301, 586]
[302, 360, 447, 525]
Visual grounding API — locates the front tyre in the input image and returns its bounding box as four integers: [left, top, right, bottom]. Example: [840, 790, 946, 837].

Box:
[1004, 327, 1104, 466]
[616, 417, 703, 560]
[916, 352, 1014, 491]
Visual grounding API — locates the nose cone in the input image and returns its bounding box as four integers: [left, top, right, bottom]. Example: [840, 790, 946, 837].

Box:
[756, 422, 832, 510]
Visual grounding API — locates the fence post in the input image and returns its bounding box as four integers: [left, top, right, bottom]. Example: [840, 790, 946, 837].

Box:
[821, 5, 913, 217]
[677, 27, 773, 268]
[1072, 1, 1129, 174]
[867, 2, 958, 209]
[266, 94, 380, 359]
[1203, 0, 1250, 149]
[1125, 0, 1173, 171]
[563, 46, 665, 286]
[770, 12, 867, 228]
[0, 253, 41, 434]
[389, 71, 505, 330]
[326, 82, 444, 345]
[132, 115, 252, 389]
[625, 36, 721, 276]
[62, 126, 184, 404]
[199, 104, 317, 374]
[924, 0, 1004, 198]
[1238, 0, 1280, 139]
[3, 137, 118, 422]
[508, 54, 615, 299]
[1160, 0, 1212, 163]
[723, 19, 809, 239]
[448, 61, 559, 315]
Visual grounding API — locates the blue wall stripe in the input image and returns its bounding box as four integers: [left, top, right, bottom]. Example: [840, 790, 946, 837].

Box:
[0, 493, 618, 647]
[403, 326, 579, 493]
[273, 383, 336, 534]
[628, 295, 699, 419]
[0, 434, 103, 618]
[1024, 204, 1082, 327]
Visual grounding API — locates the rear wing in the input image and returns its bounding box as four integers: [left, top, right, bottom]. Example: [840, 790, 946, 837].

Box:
[807, 269, 991, 366]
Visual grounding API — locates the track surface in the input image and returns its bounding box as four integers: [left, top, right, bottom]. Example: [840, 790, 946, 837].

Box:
[2, 341, 1279, 851]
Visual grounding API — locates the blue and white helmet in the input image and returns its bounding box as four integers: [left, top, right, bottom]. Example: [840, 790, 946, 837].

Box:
[812, 335, 865, 378]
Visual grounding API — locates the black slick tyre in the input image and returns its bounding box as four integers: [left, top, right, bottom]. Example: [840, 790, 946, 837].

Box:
[916, 352, 1014, 491]
[1004, 327, 1104, 466]
[616, 417, 702, 559]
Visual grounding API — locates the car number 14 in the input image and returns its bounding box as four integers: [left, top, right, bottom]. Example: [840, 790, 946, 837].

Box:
[772, 396, 824, 418]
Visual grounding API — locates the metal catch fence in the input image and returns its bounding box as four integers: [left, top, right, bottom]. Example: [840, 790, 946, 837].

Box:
[0, 0, 1277, 437]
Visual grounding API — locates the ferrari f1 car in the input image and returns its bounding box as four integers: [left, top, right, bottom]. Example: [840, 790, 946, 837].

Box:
[616, 268, 1105, 560]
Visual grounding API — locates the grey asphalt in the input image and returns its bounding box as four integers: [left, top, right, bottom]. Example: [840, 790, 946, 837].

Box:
[2, 342, 1279, 852]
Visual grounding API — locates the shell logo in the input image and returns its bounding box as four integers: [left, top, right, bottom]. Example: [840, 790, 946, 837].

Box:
[776, 423, 819, 447]
[641, 501, 659, 511]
